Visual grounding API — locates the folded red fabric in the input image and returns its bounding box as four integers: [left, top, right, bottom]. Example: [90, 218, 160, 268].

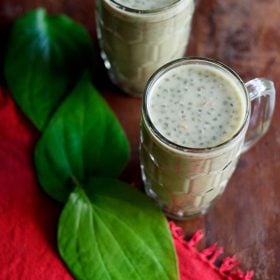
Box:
[0, 89, 253, 280]
[0, 90, 72, 279]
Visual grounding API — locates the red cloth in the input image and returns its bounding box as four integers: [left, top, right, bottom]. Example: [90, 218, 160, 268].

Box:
[0, 89, 72, 279]
[170, 223, 254, 280]
[0, 89, 253, 280]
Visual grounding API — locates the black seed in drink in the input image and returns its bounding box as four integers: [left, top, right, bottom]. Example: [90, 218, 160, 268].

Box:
[148, 64, 245, 149]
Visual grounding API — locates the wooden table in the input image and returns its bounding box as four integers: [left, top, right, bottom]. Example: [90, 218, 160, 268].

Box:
[1, 0, 279, 279]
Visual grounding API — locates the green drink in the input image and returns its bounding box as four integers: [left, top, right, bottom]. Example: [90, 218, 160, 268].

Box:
[140, 57, 275, 219]
[96, 0, 195, 96]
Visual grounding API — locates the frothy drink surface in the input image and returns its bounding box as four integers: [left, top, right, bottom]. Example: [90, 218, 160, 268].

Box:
[113, 0, 177, 10]
[148, 64, 246, 148]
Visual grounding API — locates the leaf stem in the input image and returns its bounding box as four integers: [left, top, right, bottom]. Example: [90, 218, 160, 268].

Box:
[70, 175, 82, 189]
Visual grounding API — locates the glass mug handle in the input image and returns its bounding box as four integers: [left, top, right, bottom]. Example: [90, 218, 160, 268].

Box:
[242, 78, 276, 153]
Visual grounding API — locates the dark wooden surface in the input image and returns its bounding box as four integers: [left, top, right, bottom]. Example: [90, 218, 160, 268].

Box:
[1, 0, 279, 279]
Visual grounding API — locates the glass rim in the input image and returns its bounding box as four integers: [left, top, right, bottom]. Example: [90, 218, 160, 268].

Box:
[142, 57, 250, 153]
[109, 0, 182, 14]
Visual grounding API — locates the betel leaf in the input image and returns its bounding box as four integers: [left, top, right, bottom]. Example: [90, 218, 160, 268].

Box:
[4, 8, 94, 129]
[35, 75, 130, 202]
[58, 177, 179, 280]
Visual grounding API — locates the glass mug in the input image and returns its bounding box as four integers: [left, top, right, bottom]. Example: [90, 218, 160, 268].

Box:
[96, 0, 195, 97]
[140, 57, 276, 220]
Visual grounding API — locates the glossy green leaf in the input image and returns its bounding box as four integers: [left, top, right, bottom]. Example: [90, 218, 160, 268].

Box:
[4, 8, 94, 129]
[58, 177, 179, 280]
[35, 75, 130, 202]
